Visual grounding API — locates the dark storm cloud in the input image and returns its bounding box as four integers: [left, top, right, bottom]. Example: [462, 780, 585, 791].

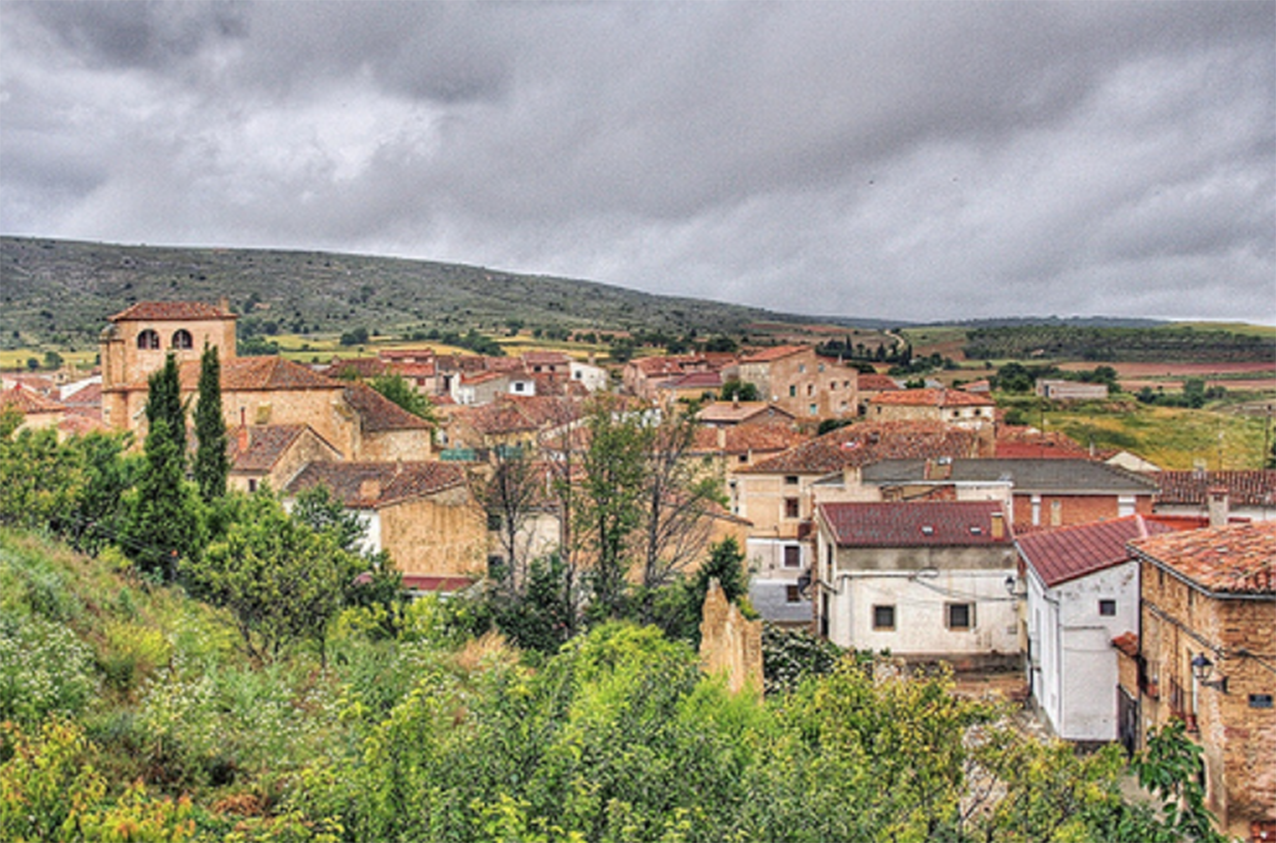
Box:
[1, 1, 1272, 322]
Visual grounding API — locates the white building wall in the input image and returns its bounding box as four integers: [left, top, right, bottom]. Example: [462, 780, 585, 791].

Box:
[1027, 561, 1138, 741]
[827, 568, 1018, 656]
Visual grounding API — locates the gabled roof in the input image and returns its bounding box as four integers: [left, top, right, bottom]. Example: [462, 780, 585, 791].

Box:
[740, 345, 808, 364]
[109, 301, 235, 322]
[285, 460, 467, 508]
[1, 384, 65, 415]
[176, 356, 340, 392]
[862, 458, 1159, 495]
[691, 421, 809, 455]
[453, 402, 539, 436]
[696, 401, 795, 424]
[819, 501, 1011, 548]
[857, 373, 901, 392]
[739, 421, 979, 475]
[869, 388, 994, 408]
[1130, 522, 1275, 596]
[994, 427, 1092, 460]
[342, 383, 432, 431]
[522, 351, 570, 365]
[227, 424, 340, 472]
[60, 381, 102, 407]
[1154, 470, 1276, 508]
[1018, 515, 1180, 588]
[657, 371, 722, 390]
[324, 357, 390, 379]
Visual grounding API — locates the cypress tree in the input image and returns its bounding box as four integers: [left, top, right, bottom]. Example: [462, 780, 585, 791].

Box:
[129, 415, 206, 581]
[145, 353, 186, 462]
[193, 344, 229, 502]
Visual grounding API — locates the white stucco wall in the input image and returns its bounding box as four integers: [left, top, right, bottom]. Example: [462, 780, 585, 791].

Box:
[1026, 560, 1138, 741]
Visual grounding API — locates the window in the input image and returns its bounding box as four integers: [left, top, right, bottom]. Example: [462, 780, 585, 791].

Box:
[798, 364, 806, 374]
[783, 545, 801, 568]
[487, 513, 502, 531]
[806, 383, 814, 396]
[818, 363, 825, 373]
[873, 605, 896, 630]
[785, 475, 799, 485]
[789, 385, 797, 398]
[1099, 599, 1117, 616]
[171, 329, 193, 349]
[785, 585, 802, 604]
[946, 603, 974, 630]
[247, 478, 258, 493]
[784, 497, 799, 518]
[137, 329, 160, 349]
[809, 404, 818, 415]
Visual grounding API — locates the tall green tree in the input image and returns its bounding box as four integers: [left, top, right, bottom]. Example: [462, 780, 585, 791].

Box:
[575, 397, 648, 619]
[193, 344, 229, 503]
[144, 353, 186, 460]
[126, 416, 205, 581]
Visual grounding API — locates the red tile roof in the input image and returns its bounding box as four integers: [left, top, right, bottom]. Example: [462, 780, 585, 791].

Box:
[857, 373, 901, 392]
[227, 424, 312, 472]
[60, 381, 102, 408]
[1, 384, 65, 415]
[342, 383, 432, 431]
[696, 401, 795, 424]
[109, 301, 235, 322]
[401, 574, 477, 593]
[522, 351, 570, 365]
[739, 420, 979, 475]
[995, 427, 1093, 460]
[58, 413, 109, 436]
[819, 501, 1012, 547]
[657, 371, 722, 390]
[691, 421, 809, 455]
[1112, 631, 1139, 658]
[286, 460, 467, 508]
[1018, 515, 1180, 588]
[324, 357, 390, 379]
[740, 345, 808, 363]
[870, 388, 994, 407]
[175, 356, 340, 392]
[1154, 470, 1276, 508]
[1130, 521, 1275, 595]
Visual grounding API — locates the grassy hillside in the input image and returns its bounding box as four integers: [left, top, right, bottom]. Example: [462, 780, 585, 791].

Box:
[0, 235, 813, 351]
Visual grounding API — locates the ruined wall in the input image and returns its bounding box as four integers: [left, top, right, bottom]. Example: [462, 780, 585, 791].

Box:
[699, 579, 763, 698]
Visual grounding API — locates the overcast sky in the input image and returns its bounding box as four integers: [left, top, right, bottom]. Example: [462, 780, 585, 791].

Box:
[2, 1, 1273, 323]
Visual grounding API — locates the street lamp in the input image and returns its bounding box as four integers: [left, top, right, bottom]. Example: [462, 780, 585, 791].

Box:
[1191, 653, 1229, 693]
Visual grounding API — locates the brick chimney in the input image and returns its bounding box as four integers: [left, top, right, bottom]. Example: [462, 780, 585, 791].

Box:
[1207, 486, 1230, 528]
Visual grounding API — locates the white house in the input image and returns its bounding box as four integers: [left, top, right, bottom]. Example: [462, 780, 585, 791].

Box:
[1017, 515, 1181, 742]
[814, 501, 1018, 668]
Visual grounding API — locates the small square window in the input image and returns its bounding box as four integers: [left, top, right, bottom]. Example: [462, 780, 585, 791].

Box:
[947, 603, 974, 630]
[785, 475, 799, 485]
[873, 605, 896, 630]
[1099, 599, 1117, 616]
[783, 545, 801, 568]
[785, 585, 802, 604]
[784, 497, 800, 519]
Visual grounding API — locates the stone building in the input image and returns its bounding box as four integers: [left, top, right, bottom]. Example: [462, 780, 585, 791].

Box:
[1121, 522, 1276, 841]
[736, 345, 859, 422]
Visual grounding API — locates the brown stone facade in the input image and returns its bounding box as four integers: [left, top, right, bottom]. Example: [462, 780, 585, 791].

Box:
[737, 346, 859, 423]
[378, 485, 488, 578]
[699, 579, 763, 698]
[1127, 539, 1276, 840]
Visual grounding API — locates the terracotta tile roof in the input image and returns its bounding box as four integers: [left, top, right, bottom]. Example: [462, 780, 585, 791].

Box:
[402, 574, 477, 593]
[58, 413, 109, 435]
[857, 373, 902, 392]
[1018, 515, 1180, 588]
[227, 424, 312, 472]
[1154, 470, 1276, 508]
[522, 351, 570, 365]
[696, 401, 794, 424]
[1, 384, 65, 415]
[172, 356, 340, 392]
[1112, 631, 1139, 658]
[324, 357, 389, 379]
[869, 388, 994, 407]
[740, 345, 808, 363]
[463, 370, 508, 385]
[995, 427, 1092, 460]
[631, 354, 704, 375]
[502, 395, 583, 427]
[342, 383, 432, 431]
[394, 361, 437, 378]
[109, 301, 235, 322]
[486, 357, 529, 374]
[739, 421, 979, 475]
[657, 371, 722, 390]
[819, 501, 1012, 547]
[286, 460, 467, 508]
[2, 374, 57, 394]
[60, 381, 102, 407]
[454, 402, 539, 436]
[1129, 521, 1275, 595]
[378, 348, 436, 362]
[691, 421, 810, 455]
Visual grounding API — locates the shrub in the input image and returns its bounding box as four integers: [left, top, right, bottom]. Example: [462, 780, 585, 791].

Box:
[0, 614, 96, 724]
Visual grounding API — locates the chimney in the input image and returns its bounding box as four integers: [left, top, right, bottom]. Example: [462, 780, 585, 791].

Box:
[733, 394, 740, 409]
[990, 511, 1005, 540]
[717, 427, 727, 450]
[359, 478, 381, 502]
[1207, 486, 1230, 528]
[219, 296, 231, 314]
[237, 407, 248, 453]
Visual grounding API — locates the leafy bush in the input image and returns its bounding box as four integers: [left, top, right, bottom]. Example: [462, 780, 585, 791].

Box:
[0, 614, 96, 724]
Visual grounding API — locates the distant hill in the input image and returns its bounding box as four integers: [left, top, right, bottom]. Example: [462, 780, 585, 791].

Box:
[0, 236, 817, 349]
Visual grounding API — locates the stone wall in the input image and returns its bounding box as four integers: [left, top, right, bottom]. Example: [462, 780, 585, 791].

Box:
[699, 579, 763, 699]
